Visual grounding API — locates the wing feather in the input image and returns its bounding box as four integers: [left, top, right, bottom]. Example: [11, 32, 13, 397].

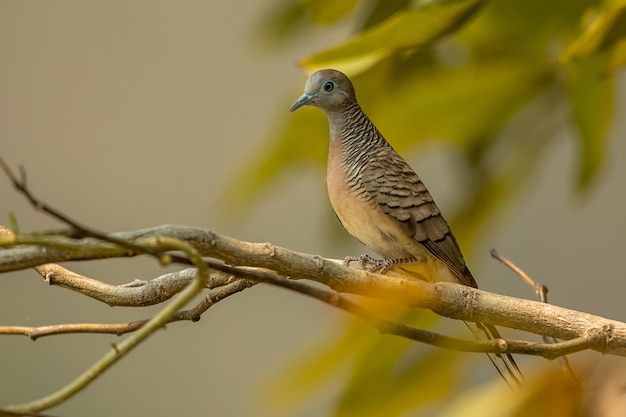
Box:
[362, 147, 476, 287]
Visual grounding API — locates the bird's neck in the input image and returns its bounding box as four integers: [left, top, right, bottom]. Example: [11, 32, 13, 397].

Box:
[327, 101, 389, 179]
[328, 101, 384, 148]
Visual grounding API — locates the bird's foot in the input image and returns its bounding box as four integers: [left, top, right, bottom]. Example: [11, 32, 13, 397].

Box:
[343, 255, 416, 275]
[370, 257, 417, 274]
[343, 254, 377, 267]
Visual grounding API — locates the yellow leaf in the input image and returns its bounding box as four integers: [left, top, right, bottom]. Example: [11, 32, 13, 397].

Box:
[333, 310, 453, 417]
[302, 0, 361, 25]
[559, 2, 626, 65]
[607, 38, 626, 73]
[437, 369, 583, 417]
[300, 0, 484, 71]
[365, 58, 551, 149]
[258, 319, 377, 414]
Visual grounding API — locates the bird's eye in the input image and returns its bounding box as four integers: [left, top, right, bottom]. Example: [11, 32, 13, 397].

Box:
[323, 81, 335, 92]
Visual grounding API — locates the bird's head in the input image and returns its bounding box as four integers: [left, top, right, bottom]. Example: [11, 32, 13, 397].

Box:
[289, 69, 356, 113]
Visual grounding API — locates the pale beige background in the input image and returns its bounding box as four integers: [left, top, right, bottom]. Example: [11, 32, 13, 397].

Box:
[1, 2, 625, 416]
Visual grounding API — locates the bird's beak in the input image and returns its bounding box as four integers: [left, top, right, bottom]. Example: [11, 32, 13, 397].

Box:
[289, 93, 314, 112]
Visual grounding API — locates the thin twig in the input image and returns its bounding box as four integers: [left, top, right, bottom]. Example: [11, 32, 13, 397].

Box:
[490, 248, 548, 301]
[491, 249, 579, 378]
[0, 157, 175, 263]
[0, 225, 230, 307]
[4, 237, 210, 414]
[0, 278, 253, 340]
[0, 408, 57, 417]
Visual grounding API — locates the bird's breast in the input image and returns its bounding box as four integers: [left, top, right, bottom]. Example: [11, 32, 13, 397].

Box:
[326, 144, 424, 260]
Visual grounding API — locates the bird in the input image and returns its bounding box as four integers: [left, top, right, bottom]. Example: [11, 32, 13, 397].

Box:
[290, 68, 523, 387]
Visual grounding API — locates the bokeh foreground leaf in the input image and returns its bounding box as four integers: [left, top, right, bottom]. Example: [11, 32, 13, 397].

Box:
[560, 1, 626, 74]
[224, 1, 622, 415]
[300, 0, 484, 72]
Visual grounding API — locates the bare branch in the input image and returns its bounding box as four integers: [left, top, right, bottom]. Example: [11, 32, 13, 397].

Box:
[34, 263, 239, 307]
[0, 157, 166, 261]
[0, 277, 253, 340]
[4, 236, 210, 414]
[206, 261, 608, 358]
[2, 224, 625, 356]
[1, 225, 237, 307]
[491, 248, 579, 379]
[0, 248, 598, 359]
[0, 408, 57, 417]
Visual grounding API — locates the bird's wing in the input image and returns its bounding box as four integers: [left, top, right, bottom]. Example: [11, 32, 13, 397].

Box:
[362, 146, 477, 287]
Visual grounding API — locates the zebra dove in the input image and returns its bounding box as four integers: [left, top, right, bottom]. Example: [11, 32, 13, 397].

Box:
[290, 68, 523, 387]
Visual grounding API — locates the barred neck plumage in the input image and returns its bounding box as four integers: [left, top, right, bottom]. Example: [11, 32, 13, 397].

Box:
[334, 101, 389, 189]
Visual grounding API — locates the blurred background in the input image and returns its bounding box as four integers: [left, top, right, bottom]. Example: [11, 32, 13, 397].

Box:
[1, 1, 625, 416]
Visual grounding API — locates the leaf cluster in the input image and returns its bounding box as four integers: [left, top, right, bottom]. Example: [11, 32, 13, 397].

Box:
[227, 1, 624, 415]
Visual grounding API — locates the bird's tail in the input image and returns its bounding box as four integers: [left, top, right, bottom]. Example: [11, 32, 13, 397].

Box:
[464, 321, 524, 388]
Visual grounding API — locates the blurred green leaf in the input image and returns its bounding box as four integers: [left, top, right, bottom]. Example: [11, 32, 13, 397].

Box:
[261, 307, 445, 416]
[607, 39, 626, 72]
[234, 1, 623, 414]
[300, 0, 484, 72]
[366, 57, 552, 149]
[257, 0, 362, 43]
[258, 0, 310, 42]
[433, 368, 584, 417]
[460, 0, 590, 54]
[358, 0, 412, 30]
[511, 370, 584, 417]
[259, 318, 377, 414]
[560, 2, 626, 72]
[303, 0, 361, 25]
[217, 105, 328, 217]
[562, 56, 614, 189]
[335, 341, 458, 417]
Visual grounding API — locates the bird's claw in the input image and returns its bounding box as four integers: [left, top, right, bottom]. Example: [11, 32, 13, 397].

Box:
[343, 254, 375, 267]
[344, 255, 418, 274]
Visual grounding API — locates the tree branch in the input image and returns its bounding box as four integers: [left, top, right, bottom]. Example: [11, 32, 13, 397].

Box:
[3, 236, 211, 414]
[2, 224, 625, 356]
[0, 277, 253, 340]
[201, 260, 607, 359]
[0, 225, 626, 357]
